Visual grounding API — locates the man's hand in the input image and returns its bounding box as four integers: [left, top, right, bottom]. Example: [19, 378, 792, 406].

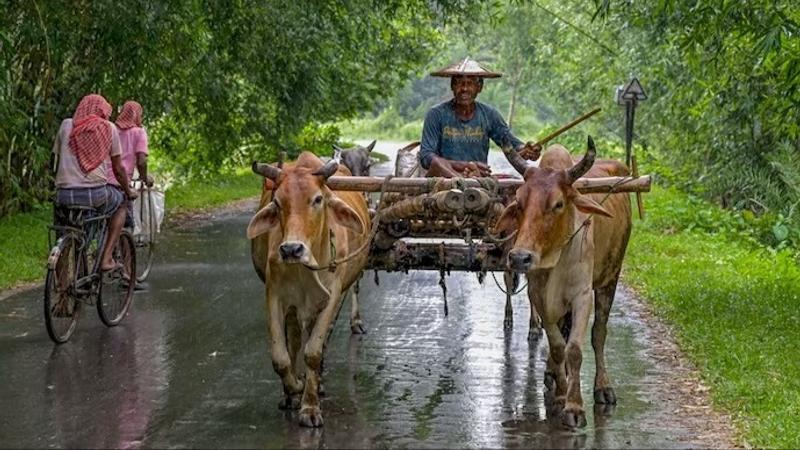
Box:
[144, 174, 154, 188]
[428, 156, 491, 178]
[125, 189, 139, 201]
[452, 161, 491, 177]
[517, 142, 542, 161]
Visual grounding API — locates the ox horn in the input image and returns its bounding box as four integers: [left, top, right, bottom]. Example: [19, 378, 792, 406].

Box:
[567, 135, 597, 183]
[252, 161, 282, 180]
[503, 143, 530, 176]
[313, 159, 339, 180]
[331, 144, 343, 163]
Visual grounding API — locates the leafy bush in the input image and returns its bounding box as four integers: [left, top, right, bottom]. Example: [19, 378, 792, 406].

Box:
[292, 122, 342, 158]
[640, 186, 800, 259]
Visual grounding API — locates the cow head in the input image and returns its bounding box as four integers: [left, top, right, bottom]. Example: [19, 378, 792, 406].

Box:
[495, 136, 612, 273]
[247, 155, 365, 265]
[336, 140, 376, 177]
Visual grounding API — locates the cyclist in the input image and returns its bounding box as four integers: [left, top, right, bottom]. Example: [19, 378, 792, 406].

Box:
[52, 94, 138, 273]
[107, 100, 154, 227]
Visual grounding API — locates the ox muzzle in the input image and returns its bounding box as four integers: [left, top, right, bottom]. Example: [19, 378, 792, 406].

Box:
[278, 240, 310, 264]
[507, 248, 539, 273]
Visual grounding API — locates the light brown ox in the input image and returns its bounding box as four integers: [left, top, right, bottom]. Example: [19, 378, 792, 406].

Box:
[494, 137, 631, 428]
[247, 152, 370, 427]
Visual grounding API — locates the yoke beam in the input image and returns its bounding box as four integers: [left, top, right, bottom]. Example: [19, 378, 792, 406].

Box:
[324, 175, 650, 194]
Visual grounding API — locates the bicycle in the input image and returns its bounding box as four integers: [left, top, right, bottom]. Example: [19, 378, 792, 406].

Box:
[131, 180, 159, 282]
[43, 205, 136, 344]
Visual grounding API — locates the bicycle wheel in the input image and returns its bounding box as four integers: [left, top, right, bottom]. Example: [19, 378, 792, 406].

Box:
[135, 187, 156, 282]
[97, 230, 136, 326]
[44, 235, 83, 343]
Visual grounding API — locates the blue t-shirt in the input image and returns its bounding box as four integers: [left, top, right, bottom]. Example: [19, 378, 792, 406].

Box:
[419, 100, 524, 169]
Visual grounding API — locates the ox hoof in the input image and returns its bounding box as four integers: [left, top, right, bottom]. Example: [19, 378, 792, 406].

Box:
[544, 391, 566, 410]
[299, 407, 324, 428]
[594, 387, 617, 405]
[593, 402, 617, 418]
[528, 326, 542, 341]
[560, 409, 587, 429]
[278, 394, 301, 410]
[350, 321, 367, 335]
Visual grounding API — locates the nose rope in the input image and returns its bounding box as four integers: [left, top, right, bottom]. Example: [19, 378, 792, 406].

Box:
[491, 271, 528, 295]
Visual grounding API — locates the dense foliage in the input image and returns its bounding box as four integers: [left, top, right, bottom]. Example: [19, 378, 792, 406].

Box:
[346, 0, 800, 252]
[0, 0, 485, 216]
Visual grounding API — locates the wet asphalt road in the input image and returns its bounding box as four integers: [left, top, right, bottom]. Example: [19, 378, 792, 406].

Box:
[0, 142, 706, 448]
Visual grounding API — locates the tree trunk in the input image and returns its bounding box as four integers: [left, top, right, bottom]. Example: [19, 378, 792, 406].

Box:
[507, 65, 525, 128]
[507, 79, 517, 128]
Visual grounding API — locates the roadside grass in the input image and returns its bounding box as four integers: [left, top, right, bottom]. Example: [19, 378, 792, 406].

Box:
[625, 186, 800, 448]
[166, 167, 261, 213]
[0, 207, 52, 290]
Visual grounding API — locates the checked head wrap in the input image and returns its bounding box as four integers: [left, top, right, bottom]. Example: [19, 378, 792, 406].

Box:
[68, 94, 113, 174]
[115, 100, 143, 129]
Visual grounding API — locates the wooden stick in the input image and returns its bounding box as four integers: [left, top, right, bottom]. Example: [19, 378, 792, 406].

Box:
[535, 107, 602, 147]
[632, 154, 645, 219]
[322, 175, 651, 194]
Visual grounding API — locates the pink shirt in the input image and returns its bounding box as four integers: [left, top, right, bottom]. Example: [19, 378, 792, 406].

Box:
[54, 119, 122, 188]
[108, 126, 149, 186]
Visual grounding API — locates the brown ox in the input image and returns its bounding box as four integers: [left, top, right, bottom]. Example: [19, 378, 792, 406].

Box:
[494, 137, 631, 428]
[248, 152, 370, 427]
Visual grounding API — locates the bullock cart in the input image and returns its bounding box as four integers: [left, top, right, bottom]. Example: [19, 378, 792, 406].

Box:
[248, 144, 651, 428]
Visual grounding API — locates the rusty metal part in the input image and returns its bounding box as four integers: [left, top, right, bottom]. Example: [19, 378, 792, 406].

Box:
[368, 241, 506, 272]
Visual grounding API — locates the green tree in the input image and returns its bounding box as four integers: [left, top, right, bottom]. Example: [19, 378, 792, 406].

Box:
[0, 0, 485, 215]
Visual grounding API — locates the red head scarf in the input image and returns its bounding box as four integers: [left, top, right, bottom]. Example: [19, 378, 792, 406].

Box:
[68, 94, 113, 174]
[115, 100, 143, 129]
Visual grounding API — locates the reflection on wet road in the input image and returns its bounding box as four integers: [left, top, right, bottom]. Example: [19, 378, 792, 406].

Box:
[0, 142, 705, 448]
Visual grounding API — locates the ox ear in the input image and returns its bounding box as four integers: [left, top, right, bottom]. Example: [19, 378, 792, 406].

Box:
[327, 197, 365, 234]
[573, 195, 612, 218]
[493, 201, 520, 236]
[247, 202, 280, 239]
[366, 140, 376, 152]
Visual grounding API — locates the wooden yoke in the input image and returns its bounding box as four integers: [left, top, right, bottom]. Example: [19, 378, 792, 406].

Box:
[322, 174, 651, 195]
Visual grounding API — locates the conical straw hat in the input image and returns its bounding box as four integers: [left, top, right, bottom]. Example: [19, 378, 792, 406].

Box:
[430, 57, 502, 78]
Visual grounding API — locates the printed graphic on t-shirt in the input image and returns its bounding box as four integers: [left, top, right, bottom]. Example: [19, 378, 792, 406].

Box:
[443, 125, 485, 143]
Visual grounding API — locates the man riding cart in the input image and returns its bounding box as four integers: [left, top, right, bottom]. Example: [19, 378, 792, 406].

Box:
[420, 57, 541, 178]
